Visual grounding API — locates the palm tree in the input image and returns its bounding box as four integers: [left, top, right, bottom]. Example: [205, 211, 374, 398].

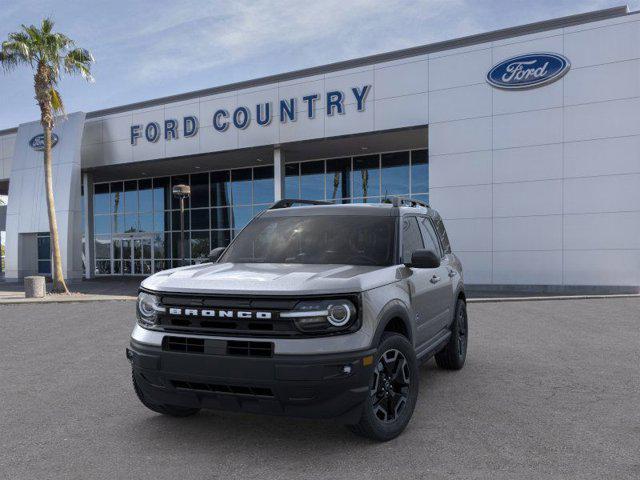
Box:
[0, 18, 93, 293]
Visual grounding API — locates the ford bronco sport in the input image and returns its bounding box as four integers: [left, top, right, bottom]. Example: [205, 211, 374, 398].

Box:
[127, 197, 468, 441]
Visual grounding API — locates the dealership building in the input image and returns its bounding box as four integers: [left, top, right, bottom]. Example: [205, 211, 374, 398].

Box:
[0, 5, 639, 292]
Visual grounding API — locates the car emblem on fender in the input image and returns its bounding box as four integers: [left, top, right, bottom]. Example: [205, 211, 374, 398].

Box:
[487, 53, 570, 90]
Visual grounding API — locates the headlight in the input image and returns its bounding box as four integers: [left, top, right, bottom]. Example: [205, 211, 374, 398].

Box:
[136, 292, 164, 328]
[281, 299, 358, 334]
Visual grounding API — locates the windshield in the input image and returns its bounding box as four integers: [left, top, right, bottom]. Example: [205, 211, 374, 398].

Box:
[220, 215, 396, 266]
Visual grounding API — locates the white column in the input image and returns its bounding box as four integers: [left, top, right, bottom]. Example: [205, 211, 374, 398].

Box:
[274, 147, 286, 201]
[82, 172, 94, 279]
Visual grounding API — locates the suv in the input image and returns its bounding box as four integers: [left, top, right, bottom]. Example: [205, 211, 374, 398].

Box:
[127, 197, 468, 441]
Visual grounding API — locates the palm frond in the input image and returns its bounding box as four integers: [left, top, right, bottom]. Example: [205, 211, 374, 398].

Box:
[50, 87, 64, 114]
[64, 47, 94, 82]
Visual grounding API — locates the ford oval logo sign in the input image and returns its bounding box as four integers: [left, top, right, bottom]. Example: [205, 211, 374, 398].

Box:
[29, 133, 59, 151]
[487, 53, 570, 90]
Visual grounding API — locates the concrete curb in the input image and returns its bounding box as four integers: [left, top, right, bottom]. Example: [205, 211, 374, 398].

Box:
[0, 295, 136, 305]
[467, 293, 640, 303]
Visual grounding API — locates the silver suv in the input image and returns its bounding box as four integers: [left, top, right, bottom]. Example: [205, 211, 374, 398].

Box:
[127, 197, 468, 441]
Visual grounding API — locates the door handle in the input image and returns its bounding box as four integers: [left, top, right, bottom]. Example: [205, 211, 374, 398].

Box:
[448, 269, 457, 278]
[430, 275, 441, 284]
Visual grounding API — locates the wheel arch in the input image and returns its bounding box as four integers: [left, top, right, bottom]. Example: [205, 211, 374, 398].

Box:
[371, 301, 414, 347]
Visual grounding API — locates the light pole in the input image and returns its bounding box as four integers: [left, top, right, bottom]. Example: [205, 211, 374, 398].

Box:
[172, 184, 191, 267]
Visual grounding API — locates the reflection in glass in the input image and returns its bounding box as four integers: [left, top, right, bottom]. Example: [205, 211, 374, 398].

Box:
[124, 180, 138, 213]
[211, 171, 230, 207]
[211, 207, 231, 229]
[94, 215, 111, 235]
[300, 161, 324, 200]
[190, 173, 209, 208]
[111, 182, 123, 215]
[353, 155, 380, 201]
[190, 208, 209, 230]
[326, 158, 351, 202]
[138, 214, 153, 232]
[381, 152, 409, 197]
[232, 206, 253, 230]
[232, 169, 252, 206]
[190, 231, 210, 259]
[94, 184, 110, 214]
[95, 236, 110, 259]
[112, 214, 124, 234]
[171, 210, 189, 231]
[124, 214, 138, 233]
[285, 163, 299, 198]
[411, 150, 429, 194]
[153, 233, 167, 259]
[211, 230, 231, 249]
[253, 166, 274, 204]
[153, 177, 170, 212]
[138, 179, 153, 212]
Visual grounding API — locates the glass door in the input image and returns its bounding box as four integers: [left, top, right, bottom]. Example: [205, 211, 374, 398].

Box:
[112, 234, 154, 275]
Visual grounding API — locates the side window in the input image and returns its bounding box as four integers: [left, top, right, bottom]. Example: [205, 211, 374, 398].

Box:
[431, 211, 452, 254]
[419, 217, 442, 257]
[402, 217, 424, 264]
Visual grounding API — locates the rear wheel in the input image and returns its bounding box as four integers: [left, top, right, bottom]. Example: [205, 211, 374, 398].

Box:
[132, 371, 200, 417]
[348, 333, 419, 441]
[435, 298, 468, 370]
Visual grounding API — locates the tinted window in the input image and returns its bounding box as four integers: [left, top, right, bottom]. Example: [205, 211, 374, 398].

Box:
[401, 217, 424, 264]
[300, 161, 325, 200]
[381, 151, 409, 197]
[419, 217, 442, 257]
[431, 211, 451, 254]
[221, 215, 396, 266]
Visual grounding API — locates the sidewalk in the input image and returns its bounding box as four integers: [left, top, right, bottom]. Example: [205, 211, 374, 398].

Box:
[0, 277, 140, 304]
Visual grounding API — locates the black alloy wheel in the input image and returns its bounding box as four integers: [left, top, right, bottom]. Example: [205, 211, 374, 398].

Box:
[371, 349, 411, 423]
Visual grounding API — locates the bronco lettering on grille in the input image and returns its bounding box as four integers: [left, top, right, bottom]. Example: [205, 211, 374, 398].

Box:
[168, 308, 272, 320]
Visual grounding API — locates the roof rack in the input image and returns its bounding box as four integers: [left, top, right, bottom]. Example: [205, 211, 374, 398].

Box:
[386, 196, 430, 209]
[269, 198, 332, 210]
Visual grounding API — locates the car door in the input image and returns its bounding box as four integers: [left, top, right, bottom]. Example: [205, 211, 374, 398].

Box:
[401, 216, 444, 350]
[419, 216, 454, 335]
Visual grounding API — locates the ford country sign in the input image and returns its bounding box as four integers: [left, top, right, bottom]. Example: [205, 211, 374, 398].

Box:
[487, 53, 570, 90]
[29, 133, 59, 151]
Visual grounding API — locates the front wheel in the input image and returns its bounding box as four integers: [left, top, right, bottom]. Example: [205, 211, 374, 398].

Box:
[347, 333, 419, 441]
[435, 298, 468, 370]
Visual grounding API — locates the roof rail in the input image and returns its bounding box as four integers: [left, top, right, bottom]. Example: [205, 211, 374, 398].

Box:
[269, 198, 332, 210]
[386, 196, 430, 209]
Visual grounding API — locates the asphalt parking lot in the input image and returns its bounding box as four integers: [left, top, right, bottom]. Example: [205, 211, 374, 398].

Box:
[1, 298, 638, 479]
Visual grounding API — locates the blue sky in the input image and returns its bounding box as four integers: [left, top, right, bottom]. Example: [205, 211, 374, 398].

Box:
[0, 0, 638, 130]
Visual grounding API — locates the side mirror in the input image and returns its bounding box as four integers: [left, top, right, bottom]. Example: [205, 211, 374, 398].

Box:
[406, 249, 440, 269]
[208, 247, 226, 263]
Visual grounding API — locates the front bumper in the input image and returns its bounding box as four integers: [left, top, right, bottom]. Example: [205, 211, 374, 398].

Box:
[128, 339, 376, 423]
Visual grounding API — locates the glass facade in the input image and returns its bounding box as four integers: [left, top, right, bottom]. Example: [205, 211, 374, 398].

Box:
[285, 149, 428, 204]
[91, 148, 428, 276]
[93, 165, 274, 275]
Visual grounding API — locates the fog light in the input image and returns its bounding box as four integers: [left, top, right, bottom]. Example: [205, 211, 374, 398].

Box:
[342, 365, 352, 375]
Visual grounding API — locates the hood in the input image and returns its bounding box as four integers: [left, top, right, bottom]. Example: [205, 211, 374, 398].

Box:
[141, 262, 399, 296]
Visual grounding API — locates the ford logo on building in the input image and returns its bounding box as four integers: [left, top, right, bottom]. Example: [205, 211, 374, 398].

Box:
[29, 133, 59, 151]
[487, 53, 570, 90]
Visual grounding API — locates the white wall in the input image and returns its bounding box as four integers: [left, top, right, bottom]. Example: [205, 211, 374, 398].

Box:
[429, 14, 640, 287]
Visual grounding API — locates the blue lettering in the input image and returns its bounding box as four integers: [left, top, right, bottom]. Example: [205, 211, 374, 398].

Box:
[326, 91, 344, 116]
[302, 94, 319, 119]
[256, 103, 272, 126]
[233, 107, 250, 129]
[164, 119, 178, 140]
[213, 110, 229, 132]
[279, 98, 296, 123]
[130, 125, 142, 145]
[145, 122, 160, 143]
[351, 85, 371, 111]
[184, 116, 198, 137]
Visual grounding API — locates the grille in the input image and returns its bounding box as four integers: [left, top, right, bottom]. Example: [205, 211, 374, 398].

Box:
[163, 336, 204, 353]
[227, 340, 273, 357]
[157, 295, 300, 337]
[171, 380, 274, 397]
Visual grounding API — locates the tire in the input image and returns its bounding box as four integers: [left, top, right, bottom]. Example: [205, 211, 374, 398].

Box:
[435, 298, 468, 370]
[132, 371, 200, 417]
[348, 333, 419, 441]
